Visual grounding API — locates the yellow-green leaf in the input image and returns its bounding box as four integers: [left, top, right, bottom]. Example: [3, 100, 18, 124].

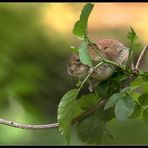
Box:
[79, 41, 92, 67]
[73, 3, 94, 40]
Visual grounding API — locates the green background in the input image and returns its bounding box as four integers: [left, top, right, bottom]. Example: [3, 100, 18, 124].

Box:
[0, 3, 147, 145]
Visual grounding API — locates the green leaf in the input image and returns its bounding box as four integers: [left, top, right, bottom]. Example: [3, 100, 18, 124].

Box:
[79, 41, 92, 67]
[97, 81, 109, 98]
[57, 89, 79, 143]
[143, 84, 148, 93]
[127, 26, 138, 43]
[138, 94, 148, 106]
[104, 93, 122, 110]
[131, 75, 148, 94]
[140, 71, 148, 82]
[143, 107, 148, 124]
[120, 86, 139, 95]
[69, 46, 79, 53]
[76, 80, 82, 87]
[77, 93, 98, 110]
[130, 103, 142, 119]
[98, 107, 115, 121]
[76, 111, 105, 144]
[131, 75, 147, 87]
[73, 3, 94, 40]
[130, 91, 141, 101]
[115, 95, 135, 121]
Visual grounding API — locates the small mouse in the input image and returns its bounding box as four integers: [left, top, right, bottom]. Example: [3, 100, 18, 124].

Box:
[67, 39, 129, 92]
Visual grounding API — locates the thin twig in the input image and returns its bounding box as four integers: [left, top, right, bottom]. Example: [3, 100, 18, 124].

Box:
[0, 119, 58, 130]
[78, 61, 104, 91]
[0, 99, 107, 130]
[135, 44, 148, 70]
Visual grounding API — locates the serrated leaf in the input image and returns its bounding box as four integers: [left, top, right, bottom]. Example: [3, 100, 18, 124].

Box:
[73, 3, 94, 40]
[127, 26, 138, 52]
[115, 95, 135, 121]
[143, 107, 148, 124]
[138, 94, 148, 106]
[127, 26, 138, 43]
[57, 89, 79, 143]
[76, 111, 104, 144]
[79, 41, 92, 67]
[104, 93, 121, 110]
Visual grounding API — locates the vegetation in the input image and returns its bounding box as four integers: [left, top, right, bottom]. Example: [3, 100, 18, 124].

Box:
[0, 3, 147, 145]
[57, 3, 148, 144]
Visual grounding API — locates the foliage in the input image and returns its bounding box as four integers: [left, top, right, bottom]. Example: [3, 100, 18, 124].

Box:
[57, 3, 148, 144]
[0, 4, 71, 144]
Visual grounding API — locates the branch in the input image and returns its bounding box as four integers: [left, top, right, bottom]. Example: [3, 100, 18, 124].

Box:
[135, 44, 148, 70]
[78, 61, 104, 91]
[0, 44, 147, 130]
[0, 99, 107, 130]
[72, 99, 107, 125]
[0, 119, 58, 130]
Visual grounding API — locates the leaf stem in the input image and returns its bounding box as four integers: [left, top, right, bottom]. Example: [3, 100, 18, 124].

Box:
[135, 44, 148, 70]
[78, 61, 104, 92]
[126, 48, 133, 71]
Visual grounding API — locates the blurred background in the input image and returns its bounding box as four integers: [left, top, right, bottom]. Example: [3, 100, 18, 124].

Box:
[0, 2, 147, 145]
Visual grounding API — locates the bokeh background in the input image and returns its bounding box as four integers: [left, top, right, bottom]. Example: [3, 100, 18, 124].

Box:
[0, 3, 147, 145]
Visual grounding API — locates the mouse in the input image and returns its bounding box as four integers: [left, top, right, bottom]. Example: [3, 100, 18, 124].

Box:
[67, 38, 129, 92]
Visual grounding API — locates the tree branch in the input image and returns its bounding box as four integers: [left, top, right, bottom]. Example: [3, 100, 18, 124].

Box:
[0, 119, 58, 130]
[0, 44, 147, 130]
[0, 99, 106, 130]
[135, 44, 148, 70]
[72, 99, 107, 125]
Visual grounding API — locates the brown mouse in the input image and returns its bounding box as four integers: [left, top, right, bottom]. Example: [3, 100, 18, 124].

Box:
[67, 39, 129, 91]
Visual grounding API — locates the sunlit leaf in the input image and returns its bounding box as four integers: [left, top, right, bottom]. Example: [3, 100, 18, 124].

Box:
[127, 26, 138, 44]
[139, 71, 148, 82]
[79, 41, 92, 67]
[57, 89, 79, 143]
[130, 103, 142, 119]
[138, 94, 148, 106]
[69, 46, 79, 53]
[73, 3, 94, 40]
